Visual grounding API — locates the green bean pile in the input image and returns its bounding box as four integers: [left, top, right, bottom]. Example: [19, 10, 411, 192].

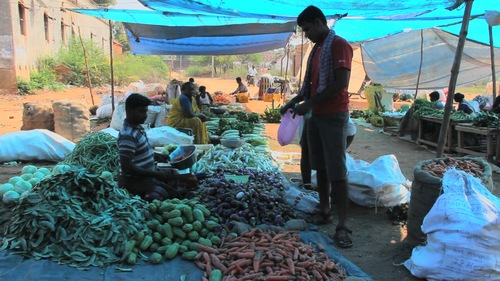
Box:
[0, 167, 148, 269]
[62, 132, 119, 175]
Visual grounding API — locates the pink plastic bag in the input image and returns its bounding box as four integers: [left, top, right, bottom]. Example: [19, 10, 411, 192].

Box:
[277, 109, 303, 146]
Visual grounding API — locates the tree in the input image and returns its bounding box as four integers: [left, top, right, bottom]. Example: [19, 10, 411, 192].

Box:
[93, 0, 116, 6]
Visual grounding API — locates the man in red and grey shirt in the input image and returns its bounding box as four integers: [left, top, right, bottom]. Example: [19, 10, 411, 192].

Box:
[281, 6, 354, 248]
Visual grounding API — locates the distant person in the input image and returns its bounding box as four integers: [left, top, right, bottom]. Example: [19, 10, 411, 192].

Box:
[429, 91, 444, 109]
[165, 82, 209, 144]
[454, 93, 476, 114]
[231, 77, 248, 98]
[188, 77, 199, 90]
[247, 66, 258, 86]
[195, 86, 213, 109]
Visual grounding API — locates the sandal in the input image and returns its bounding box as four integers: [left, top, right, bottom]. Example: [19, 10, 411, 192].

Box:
[289, 177, 302, 184]
[333, 225, 353, 248]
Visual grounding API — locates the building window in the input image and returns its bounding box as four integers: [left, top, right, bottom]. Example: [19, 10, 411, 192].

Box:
[18, 3, 27, 36]
[44, 14, 50, 42]
[61, 20, 66, 44]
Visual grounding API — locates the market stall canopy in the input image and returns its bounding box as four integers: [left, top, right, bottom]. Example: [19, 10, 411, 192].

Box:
[361, 28, 500, 89]
[70, 0, 499, 55]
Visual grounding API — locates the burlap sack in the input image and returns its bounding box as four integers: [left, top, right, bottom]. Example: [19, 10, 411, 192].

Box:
[52, 99, 90, 142]
[21, 102, 54, 131]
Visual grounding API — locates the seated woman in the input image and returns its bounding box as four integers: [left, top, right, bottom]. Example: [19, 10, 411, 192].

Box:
[454, 93, 476, 114]
[195, 86, 213, 110]
[165, 82, 209, 144]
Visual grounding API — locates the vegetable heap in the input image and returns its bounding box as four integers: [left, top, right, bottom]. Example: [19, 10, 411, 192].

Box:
[123, 198, 229, 265]
[421, 157, 485, 179]
[192, 169, 297, 227]
[194, 229, 347, 281]
[1, 167, 148, 269]
[0, 165, 56, 204]
[472, 111, 500, 128]
[192, 144, 274, 174]
[62, 132, 119, 175]
[410, 99, 474, 121]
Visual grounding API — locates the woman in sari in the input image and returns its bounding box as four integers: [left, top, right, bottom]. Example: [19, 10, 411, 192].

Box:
[166, 82, 209, 144]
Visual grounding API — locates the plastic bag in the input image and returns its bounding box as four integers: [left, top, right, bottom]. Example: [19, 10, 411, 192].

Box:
[277, 109, 302, 146]
[404, 169, 500, 280]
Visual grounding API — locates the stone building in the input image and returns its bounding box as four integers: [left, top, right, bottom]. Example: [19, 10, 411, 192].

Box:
[0, 0, 112, 94]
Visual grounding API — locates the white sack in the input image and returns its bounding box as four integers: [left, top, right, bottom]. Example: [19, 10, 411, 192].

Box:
[405, 169, 500, 280]
[346, 154, 411, 207]
[110, 102, 126, 130]
[146, 126, 194, 147]
[100, 127, 119, 138]
[0, 130, 74, 162]
[96, 103, 116, 119]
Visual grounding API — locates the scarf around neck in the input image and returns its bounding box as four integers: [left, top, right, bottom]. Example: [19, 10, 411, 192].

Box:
[299, 29, 336, 100]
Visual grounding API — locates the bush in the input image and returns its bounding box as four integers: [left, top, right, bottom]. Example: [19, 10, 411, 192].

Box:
[30, 69, 64, 91]
[58, 37, 110, 86]
[113, 54, 170, 85]
[184, 65, 212, 77]
[16, 77, 34, 95]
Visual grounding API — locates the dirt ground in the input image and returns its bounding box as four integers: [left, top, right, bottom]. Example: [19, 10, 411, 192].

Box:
[0, 77, 498, 281]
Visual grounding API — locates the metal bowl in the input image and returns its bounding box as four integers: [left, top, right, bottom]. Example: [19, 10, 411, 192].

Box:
[220, 138, 245, 149]
[210, 107, 227, 115]
[169, 145, 197, 170]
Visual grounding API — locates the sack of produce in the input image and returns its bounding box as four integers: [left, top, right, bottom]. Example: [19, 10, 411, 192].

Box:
[21, 102, 54, 131]
[405, 169, 500, 280]
[406, 156, 493, 246]
[345, 154, 410, 207]
[52, 99, 90, 142]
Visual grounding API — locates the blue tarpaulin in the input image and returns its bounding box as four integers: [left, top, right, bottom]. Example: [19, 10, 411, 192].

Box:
[69, 0, 500, 88]
[70, 0, 500, 55]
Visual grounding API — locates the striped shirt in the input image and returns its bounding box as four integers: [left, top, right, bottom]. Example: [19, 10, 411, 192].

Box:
[118, 119, 155, 175]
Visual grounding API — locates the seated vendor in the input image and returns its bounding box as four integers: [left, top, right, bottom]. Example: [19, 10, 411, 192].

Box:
[231, 77, 248, 95]
[429, 91, 444, 109]
[195, 86, 213, 110]
[454, 93, 476, 114]
[231, 77, 249, 103]
[165, 82, 209, 144]
[117, 93, 196, 202]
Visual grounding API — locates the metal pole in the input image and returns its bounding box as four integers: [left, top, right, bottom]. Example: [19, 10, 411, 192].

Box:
[436, 0, 474, 158]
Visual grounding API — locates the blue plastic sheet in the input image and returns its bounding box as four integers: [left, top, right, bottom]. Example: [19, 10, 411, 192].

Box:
[0, 231, 372, 281]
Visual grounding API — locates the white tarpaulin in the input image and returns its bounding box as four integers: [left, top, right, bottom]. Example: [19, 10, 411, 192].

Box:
[361, 28, 500, 89]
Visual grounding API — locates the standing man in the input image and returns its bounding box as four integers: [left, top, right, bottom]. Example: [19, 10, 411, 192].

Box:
[280, 5, 354, 248]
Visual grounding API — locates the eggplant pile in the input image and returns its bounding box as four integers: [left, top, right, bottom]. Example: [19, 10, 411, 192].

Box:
[191, 169, 297, 227]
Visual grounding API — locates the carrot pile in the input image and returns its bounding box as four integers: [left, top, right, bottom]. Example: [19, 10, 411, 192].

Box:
[421, 157, 484, 178]
[194, 229, 347, 281]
